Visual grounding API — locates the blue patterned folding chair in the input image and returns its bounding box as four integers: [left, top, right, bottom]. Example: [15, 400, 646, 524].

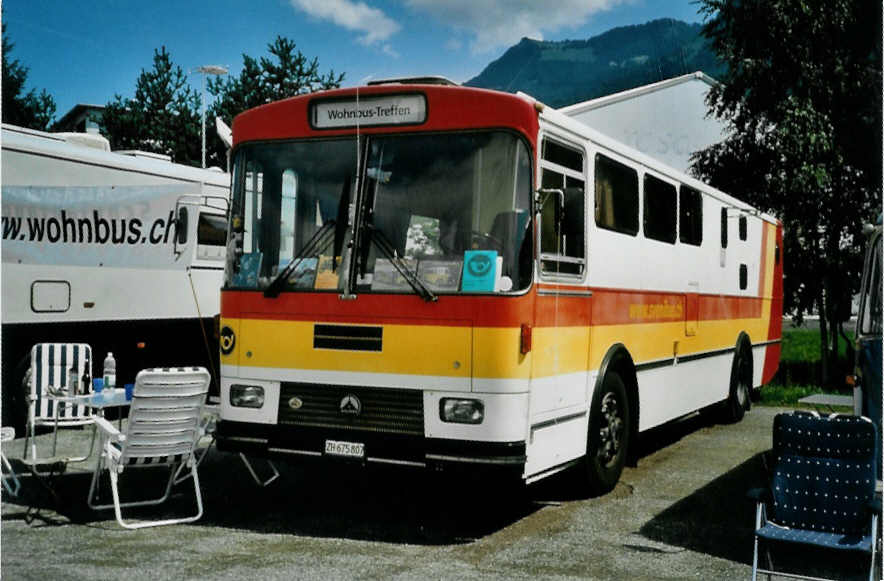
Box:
[750, 412, 880, 581]
[23, 343, 96, 471]
[87, 367, 210, 529]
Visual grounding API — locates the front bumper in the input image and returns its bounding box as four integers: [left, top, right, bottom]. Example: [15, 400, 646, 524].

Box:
[216, 420, 526, 474]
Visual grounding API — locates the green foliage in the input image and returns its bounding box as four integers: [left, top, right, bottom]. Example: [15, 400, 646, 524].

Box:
[206, 36, 343, 166]
[1, 24, 56, 130]
[100, 37, 342, 168]
[692, 0, 881, 384]
[102, 47, 201, 165]
[466, 19, 726, 107]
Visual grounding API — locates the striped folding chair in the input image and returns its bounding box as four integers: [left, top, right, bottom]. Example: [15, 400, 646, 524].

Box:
[1, 427, 21, 497]
[24, 343, 96, 470]
[87, 367, 210, 529]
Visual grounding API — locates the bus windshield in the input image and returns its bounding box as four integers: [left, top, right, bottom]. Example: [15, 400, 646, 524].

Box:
[226, 131, 533, 295]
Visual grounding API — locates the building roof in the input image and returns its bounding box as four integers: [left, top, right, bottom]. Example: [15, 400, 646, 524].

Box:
[558, 71, 721, 115]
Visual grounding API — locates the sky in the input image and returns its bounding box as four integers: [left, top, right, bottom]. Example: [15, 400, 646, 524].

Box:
[3, 0, 705, 121]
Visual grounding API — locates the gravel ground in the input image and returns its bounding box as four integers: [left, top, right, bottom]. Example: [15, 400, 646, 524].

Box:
[1, 405, 877, 580]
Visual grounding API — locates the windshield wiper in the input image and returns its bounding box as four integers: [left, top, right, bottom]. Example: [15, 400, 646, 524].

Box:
[264, 220, 336, 298]
[364, 224, 437, 302]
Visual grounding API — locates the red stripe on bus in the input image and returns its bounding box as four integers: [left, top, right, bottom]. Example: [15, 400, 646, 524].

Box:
[223, 287, 769, 328]
[222, 290, 534, 327]
[758, 222, 769, 296]
[761, 223, 785, 383]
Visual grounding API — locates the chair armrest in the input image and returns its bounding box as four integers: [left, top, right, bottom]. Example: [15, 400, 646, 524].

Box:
[93, 416, 123, 443]
[747, 487, 771, 503]
[868, 496, 882, 515]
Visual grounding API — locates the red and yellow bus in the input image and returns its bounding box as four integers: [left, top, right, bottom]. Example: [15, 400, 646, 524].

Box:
[216, 78, 782, 492]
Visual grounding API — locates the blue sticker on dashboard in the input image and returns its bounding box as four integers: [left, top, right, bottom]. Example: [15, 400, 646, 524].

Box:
[462, 250, 497, 292]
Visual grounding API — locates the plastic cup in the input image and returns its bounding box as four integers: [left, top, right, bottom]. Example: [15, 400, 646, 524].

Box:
[125, 383, 134, 401]
[92, 377, 104, 393]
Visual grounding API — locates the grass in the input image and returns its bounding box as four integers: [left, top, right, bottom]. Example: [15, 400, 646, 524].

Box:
[758, 326, 856, 408]
[758, 384, 823, 407]
[780, 326, 855, 362]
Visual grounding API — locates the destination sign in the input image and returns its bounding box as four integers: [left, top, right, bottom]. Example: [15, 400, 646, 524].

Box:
[311, 94, 427, 129]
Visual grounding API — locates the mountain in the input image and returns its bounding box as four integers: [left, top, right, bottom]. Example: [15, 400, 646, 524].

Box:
[465, 19, 725, 108]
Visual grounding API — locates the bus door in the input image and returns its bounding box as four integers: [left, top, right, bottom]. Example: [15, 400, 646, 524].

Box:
[528, 136, 590, 474]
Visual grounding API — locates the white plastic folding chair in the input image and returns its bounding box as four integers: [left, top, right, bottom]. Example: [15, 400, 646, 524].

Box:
[87, 367, 210, 529]
[23, 343, 96, 471]
[1, 427, 21, 497]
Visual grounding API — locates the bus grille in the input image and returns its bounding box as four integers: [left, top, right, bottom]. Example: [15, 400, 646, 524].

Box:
[313, 324, 383, 352]
[277, 383, 424, 435]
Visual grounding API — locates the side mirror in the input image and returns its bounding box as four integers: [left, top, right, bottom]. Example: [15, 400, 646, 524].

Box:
[177, 206, 189, 245]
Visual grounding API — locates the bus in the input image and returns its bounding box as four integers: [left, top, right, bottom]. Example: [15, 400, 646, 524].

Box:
[853, 221, 881, 435]
[1, 124, 229, 429]
[215, 78, 783, 493]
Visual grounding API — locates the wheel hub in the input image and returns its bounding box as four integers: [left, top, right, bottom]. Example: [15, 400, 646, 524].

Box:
[598, 392, 624, 466]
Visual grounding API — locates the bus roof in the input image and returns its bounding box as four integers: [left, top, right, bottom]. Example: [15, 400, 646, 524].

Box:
[231, 84, 541, 148]
[230, 83, 777, 226]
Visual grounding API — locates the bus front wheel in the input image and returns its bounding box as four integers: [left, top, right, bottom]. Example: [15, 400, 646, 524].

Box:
[583, 370, 631, 496]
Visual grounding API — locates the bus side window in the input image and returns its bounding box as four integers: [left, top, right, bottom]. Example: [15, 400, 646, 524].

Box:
[679, 185, 703, 246]
[643, 174, 677, 244]
[720, 207, 728, 249]
[595, 154, 638, 236]
[539, 138, 585, 277]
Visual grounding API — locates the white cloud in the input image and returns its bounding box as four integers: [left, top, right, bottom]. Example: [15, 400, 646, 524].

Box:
[290, 0, 401, 46]
[404, 0, 630, 53]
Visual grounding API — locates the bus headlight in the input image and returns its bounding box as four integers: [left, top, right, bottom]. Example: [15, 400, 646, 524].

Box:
[230, 384, 265, 408]
[440, 398, 484, 424]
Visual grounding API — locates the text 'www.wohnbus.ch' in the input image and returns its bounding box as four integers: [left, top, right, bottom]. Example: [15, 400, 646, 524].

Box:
[1, 210, 180, 245]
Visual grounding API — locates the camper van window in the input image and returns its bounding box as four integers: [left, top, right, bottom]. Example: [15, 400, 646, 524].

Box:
[198, 214, 228, 246]
[860, 235, 882, 335]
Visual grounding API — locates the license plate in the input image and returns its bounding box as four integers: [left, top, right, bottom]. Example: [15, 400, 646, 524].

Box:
[324, 439, 365, 459]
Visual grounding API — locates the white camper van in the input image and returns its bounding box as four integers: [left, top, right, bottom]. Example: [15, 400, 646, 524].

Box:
[1, 124, 230, 428]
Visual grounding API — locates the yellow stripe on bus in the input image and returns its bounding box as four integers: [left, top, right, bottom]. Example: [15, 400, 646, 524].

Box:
[224, 310, 774, 380]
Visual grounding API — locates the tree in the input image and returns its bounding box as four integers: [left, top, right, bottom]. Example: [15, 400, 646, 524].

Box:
[1, 24, 56, 130]
[206, 36, 344, 165]
[691, 0, 882, 385]
[102, 47, 201, 166]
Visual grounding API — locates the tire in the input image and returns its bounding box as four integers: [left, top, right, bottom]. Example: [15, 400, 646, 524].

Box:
[721, 341, 753, 423]
[583, 370, 631, 495]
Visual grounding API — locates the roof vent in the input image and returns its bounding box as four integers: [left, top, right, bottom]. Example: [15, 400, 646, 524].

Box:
[366, 76, 458, 86]
[115, 150, 172, 162]
[56, 132, 111, 152]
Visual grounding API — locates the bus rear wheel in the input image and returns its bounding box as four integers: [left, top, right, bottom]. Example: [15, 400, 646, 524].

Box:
[721, 341, 752, 423]
[583, 370, 631, 496]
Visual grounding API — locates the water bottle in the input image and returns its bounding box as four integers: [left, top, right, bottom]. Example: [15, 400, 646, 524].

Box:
[103, 352, 117, 389]
[67, 366, 79, 395]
